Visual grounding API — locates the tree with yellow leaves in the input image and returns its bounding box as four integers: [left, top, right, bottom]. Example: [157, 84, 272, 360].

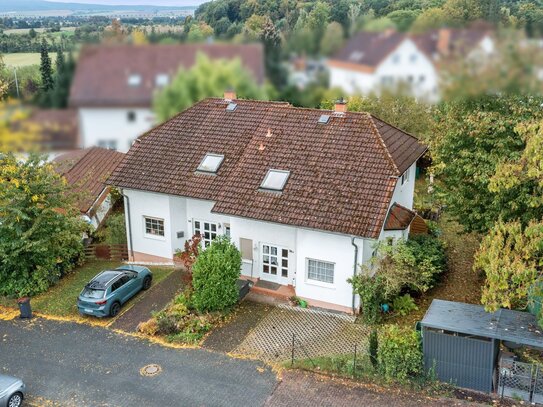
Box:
[0, 153, 87, 297]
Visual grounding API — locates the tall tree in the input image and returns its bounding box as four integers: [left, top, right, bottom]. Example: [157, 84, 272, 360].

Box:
[49, 48, 75, 108]
[432, 95, 543, 233]
[261, 18, 286, 89]
[153, 53, 267, 122]
[320, 22, 345, 56]
[39, 38, 54, 93]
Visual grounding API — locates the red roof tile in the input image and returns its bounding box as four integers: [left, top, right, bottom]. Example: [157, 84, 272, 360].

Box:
[69, 43, 265, 108]
[107, 98, 427, 238]
[54, 147, 125, 213]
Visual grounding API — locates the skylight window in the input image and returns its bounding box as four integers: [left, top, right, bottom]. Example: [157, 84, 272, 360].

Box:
[260, 169, 290, 191]
[226, 103, 238, 111]
[155, 74, 169, 87]
[349, 51, 365, 61]
[318, 114, 330, 124]
[128, 74, 142, 87]
[197, 153, 224, 173]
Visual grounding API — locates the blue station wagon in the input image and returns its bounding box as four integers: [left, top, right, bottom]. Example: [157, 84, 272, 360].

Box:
[77, 265, 152, 317]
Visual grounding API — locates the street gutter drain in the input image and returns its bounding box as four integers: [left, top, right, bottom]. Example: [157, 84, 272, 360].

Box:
[140, 364, 162, 377]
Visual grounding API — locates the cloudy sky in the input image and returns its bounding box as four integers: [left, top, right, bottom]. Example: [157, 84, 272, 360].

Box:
[47, 0, 206, 6]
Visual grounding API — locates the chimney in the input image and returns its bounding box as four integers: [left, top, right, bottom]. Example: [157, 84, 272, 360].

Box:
[224, 89, 236, 101]
[437, 28, 451, 56]
[334, 98, 347, 114]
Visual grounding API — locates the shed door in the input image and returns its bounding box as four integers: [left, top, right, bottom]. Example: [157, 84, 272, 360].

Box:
[423, 329, 496, 393]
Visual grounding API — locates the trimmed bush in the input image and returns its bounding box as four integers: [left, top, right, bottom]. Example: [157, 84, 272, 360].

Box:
[191, 236, 241, 313]
[377, 325, 423, 381]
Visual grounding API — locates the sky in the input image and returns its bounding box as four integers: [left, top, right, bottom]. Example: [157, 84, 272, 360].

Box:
[46, 0, 206, 6]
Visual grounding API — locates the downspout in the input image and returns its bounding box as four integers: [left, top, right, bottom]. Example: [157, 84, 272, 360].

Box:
[121, 189, 134, 261]
[351, 237, 359, 314]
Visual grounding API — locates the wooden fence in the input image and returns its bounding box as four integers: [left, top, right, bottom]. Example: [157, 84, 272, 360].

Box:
[84, 244, 129, 261]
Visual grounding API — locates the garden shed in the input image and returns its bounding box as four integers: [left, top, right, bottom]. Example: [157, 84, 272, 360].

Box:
[421, 299, 543, 394]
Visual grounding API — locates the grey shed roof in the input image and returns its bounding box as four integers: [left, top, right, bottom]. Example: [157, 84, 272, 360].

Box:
[421, 299, 543, 349]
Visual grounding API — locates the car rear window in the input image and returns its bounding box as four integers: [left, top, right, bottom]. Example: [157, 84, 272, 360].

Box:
[82, 288, 105, 299]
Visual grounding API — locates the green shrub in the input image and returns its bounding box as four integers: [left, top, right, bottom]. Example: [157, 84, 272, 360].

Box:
[369, 329, 378, 369]
[392, 294, 418, 316]
[377, 325, 422, 381]
[96, 212, 126, 244]
[155, 311, 179, 335]
[191, 236, 241, 313]
[350, 235, 446, 319]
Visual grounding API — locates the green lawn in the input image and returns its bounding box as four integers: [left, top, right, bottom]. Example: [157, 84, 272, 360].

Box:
[4, 52, 58, 68]
[1, 260, 174, 323]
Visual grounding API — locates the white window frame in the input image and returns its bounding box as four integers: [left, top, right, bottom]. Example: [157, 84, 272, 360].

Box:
[261, 243, 289, 282]
[97, 140, 117, 150]
[128, 74, 141, 87]
[401, 169, 410, 185]
[306, 258, 335, 286]
[260, 169, 290, 191]
[155, 73, 169, 87]
[197, 153, 224, 174]
[144, 216, 165, 239]
[193, 219, 218, 248]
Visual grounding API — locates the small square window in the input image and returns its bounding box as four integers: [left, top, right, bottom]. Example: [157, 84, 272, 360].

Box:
[410, 54, 417, 63]
[197, 153, 224, 173]
[155, 73, 169, 87]
[128, 74, 141, 87]
[401, 170, 410, 185]
[260, 169, 290, 191]
[127, 111, 136, 122]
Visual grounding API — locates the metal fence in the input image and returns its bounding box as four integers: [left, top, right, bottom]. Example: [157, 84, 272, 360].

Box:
[289, 330, 374, 379]
[498, 359, 543, 404]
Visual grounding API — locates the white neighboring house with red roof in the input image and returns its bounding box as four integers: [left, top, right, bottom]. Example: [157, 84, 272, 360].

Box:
[107, 94, 427, 313]
[69, 44, 265, 153]
[328, 28, 495, 102]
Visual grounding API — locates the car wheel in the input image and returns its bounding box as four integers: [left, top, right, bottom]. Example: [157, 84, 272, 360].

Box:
[8, 392, 23, 407]
[110, 302, 121, 317]
[142, 276, 152, 290]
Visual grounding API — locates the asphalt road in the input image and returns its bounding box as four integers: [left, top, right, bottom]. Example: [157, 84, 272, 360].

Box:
[0, 318, 277, 407]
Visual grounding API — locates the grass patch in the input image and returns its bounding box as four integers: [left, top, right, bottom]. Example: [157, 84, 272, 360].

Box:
[1, 260, 174, 322]
[4, 52, 58, 67]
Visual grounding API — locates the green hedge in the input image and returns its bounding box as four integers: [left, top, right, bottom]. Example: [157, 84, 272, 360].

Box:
[377, 325, 423, 381]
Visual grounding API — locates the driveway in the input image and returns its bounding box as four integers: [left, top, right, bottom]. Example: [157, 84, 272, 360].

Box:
[0, 317, 276, 407]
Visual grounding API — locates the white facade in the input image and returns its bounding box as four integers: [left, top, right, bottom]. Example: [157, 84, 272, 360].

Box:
[78, 108, 156, 153]
[122, 162, 417, 312]
[329, 39, 439, 102]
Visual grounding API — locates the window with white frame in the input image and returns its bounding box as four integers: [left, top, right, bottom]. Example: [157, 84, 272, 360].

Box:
[197, 153, 224, 174]
[193, 220, 218, 247]
[401, 169, 410, 185]
[307, 259, 334, 284]
[128, 74, 141, 87]
[144, 216, 164, 237]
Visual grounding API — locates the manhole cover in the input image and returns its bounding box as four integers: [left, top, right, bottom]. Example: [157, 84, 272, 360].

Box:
[140, 364, 162, 377]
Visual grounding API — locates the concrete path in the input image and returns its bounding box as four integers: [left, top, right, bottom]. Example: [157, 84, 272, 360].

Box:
[109, 267, 186, 332]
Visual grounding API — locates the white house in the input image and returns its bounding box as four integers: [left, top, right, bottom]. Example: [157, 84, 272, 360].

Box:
[107, 94, 427, 313]
[68, 43, 265, 153]
[328, 28, 495, 102]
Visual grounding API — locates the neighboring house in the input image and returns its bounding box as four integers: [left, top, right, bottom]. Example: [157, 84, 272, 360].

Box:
[69, 43, 265, 153]
[287, 56, 327, 89]
[328, 28, 494, 102]
[54, 147, 124, 229]
[107, 94, 427, 313]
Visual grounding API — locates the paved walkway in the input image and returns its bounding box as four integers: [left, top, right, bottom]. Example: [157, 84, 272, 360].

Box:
[110, 267, 186, 332]
[234, 304, 369, 362]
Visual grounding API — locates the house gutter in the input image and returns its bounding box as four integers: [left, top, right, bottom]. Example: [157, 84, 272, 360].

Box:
[351, 237, 359, 314]
[121, 189, 134, 261]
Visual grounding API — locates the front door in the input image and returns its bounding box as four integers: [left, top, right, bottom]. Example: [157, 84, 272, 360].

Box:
[261, 244, 289, 283]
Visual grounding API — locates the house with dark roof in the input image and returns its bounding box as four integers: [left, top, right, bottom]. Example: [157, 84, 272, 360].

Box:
[328, 28, 494, 101]
[54, 147, 124, 228]
[69, 43, 265, 153]
[107, 93, 427, 313]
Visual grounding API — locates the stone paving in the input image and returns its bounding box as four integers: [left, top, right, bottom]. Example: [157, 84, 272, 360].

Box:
[233, 304, 370, 362]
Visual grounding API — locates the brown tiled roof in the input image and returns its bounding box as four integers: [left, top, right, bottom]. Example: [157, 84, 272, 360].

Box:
[20, 109, 79, 151]
[107, 98, 427, 238]
[331, 29, 491, 69]
[384, 203, 416, 230]
[54, 147, 124, 214]
[69, 43, 265, 108]
[330, 31, 406, 68]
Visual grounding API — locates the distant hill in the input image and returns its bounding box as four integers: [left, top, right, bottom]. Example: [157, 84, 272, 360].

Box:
[0, 0, 195, 14]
